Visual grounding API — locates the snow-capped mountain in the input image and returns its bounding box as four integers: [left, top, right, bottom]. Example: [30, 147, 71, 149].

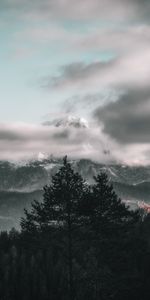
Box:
[43, 115, 89, 128]
[2, 157, 150, 190]
[1, 157, 150, 230]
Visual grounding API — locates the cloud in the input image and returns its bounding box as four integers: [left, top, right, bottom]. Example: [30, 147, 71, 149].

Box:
[42, 46, 150, 93]
[36, 18, 150, 94]
[1, 0, 150, 22]
[0, 122, 114, 163]
[1, 121, 150, 165]
[42, 60, 115, 90]
[94, 88, 150, 144]
[63, 94, 103, 114]
[61, 90, 119, 118]
[2, 0, 150, 166]
[74, 25, 150, 54]
[22, 26, 71, 44]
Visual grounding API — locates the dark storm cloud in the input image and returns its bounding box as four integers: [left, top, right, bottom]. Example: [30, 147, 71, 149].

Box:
[94, 88, 150, 144]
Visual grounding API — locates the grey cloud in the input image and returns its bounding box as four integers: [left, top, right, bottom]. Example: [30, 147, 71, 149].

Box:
[94, 88, 150, 144]
[63, 90, 119, 115]
[1, 121, 150, 165]
[76, 25, 150, 55]
[43, 60, 115, 89]
[63, 94, 101, 114]
[53, 129, 70, 140]
[0, 122, 113, 162]
[0, 130, 24, 141]
[50, 62, 104, 87]
[42, 47, 150, 93]
[1, 0, 150, 22]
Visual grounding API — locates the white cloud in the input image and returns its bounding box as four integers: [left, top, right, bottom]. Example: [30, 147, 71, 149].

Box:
[74, 25, 150, 54]
[0, 121, 150, 165]
[43, 47, 150, 94]
[2, 0, 150, 165]
[0, 122, 111, 162]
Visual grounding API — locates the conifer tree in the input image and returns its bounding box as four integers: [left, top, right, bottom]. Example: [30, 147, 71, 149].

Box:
[91, 173, 138, 231]
[80, 173, 140, 299]
[21, 156, 87, 300]
[20, 158, 140, 300]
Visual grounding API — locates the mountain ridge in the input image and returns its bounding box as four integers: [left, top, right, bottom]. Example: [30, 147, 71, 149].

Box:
[0, 157, 150, 230]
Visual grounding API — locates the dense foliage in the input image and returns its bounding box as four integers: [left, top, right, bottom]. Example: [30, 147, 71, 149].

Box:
[0, 157, 150, 300]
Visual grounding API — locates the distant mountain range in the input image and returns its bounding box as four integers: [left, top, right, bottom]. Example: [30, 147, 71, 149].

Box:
[0, 157, 150, 230]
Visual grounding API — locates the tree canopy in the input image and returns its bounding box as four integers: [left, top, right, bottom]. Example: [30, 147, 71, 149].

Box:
[0, 157, 148, 300]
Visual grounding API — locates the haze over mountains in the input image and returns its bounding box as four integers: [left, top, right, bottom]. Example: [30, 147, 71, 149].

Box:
[0, 156, 150, 231]
[0, 111, 150, 231]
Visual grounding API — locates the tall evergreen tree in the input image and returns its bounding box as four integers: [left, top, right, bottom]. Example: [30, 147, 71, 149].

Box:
[20, 158, 140, 300]
[92, 173, 138, 230]
[21, 156, 87, 300]
[80, 173, 140, 299]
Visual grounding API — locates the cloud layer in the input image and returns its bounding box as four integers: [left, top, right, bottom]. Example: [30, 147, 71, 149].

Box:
[94, 88, 150, 144]
[2, 0, 150, 165]
[40, 21, 150, 162]
[2, 0, 150, 22]
[0, 122, 111, 162]
[0, 121, 150, 166]
[44, 46, 150, 92]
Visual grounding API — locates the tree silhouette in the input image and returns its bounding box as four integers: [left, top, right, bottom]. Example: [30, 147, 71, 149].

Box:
[20, 157, 140, 300]
[78, 172, 140, 299]
[21, 156, 87, 300]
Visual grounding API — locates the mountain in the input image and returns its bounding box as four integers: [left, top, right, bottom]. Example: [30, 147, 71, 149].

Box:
[42, 115, 89, 128]
[0, 157, 150, 230]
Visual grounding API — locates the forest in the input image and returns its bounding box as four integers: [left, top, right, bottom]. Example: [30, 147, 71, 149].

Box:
[0, 157, 150, 300]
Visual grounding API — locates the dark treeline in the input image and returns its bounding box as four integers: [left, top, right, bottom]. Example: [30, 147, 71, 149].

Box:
[0, 157, 150, 300]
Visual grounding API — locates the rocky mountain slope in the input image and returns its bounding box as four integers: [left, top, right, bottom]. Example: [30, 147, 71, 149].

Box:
[0, 157, 150, 230]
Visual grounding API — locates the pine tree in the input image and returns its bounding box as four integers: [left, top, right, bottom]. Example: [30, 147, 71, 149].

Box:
[91, 173, 138, 232]
[20, 159, 140, 300]
[21, 156, 87, 300]
[81, 172, 140, 300]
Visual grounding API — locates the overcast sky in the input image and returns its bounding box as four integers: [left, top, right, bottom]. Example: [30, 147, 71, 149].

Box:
[1, 0, 150, 164]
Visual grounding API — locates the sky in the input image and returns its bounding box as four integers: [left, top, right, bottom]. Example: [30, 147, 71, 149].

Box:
[1, 0, 150, 164]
